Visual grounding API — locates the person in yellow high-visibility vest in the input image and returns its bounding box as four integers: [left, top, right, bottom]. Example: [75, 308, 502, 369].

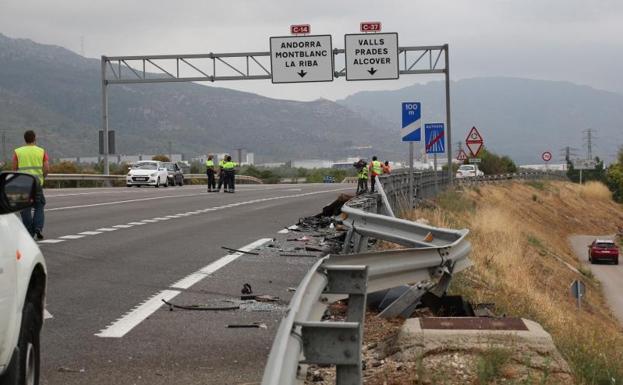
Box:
[368, 156, 383, 193]
[12, 130, 49, 239]
[205, 155, 216, 192]
[222, 155, 238, 193]
[216, 155, 227, 192]
[354, 159, 368, 195]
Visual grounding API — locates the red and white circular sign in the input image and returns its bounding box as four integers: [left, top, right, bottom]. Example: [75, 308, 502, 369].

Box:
[542, 151, 552, 162]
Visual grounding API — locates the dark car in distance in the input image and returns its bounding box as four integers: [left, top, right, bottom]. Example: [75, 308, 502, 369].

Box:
[588, 239, 619, 265]
[163, 162, 184, 186]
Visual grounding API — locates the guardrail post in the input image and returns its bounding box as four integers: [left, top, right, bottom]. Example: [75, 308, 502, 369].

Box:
[325, 265, 368, 385]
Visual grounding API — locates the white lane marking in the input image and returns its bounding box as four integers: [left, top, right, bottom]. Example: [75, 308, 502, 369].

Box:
[95, 290, 181, 338]
[277, 229, 289, 234]
[79, 231, 102, 236]
[59, 235, 85, 240]
[46, 193, 209, 211]
[40, 188, 351, 247]
[170, 238, 272, 290]
[46, 185, 298, 210]
[46, 185, 286, 198]
[44, 309, 53, 319]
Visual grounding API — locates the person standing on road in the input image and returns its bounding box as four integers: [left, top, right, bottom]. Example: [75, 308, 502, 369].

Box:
[216, 155, 227, 192]
[368, 156, 383, 193]
[355, 159, 368, 195]
[222, 155, 238, 193]
[205, 155, 216, 192]
[12, 130, 49, 239]
[383, 160, 392, 175]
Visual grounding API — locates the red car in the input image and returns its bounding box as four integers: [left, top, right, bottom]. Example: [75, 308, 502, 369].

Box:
[588, 239, 619, 265]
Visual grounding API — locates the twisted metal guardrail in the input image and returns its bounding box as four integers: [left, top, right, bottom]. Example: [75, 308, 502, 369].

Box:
[261, 176, 472, 385]
[262, 168, 564, 384]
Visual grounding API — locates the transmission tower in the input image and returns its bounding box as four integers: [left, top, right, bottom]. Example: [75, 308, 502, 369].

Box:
[582, 129, 597, 159]
[560, 146, 579, 162]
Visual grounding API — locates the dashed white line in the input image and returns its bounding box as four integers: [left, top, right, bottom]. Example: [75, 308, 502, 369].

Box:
[78, 231, 102, 236]
[128, 222, 146, 226]
[112, 224, 133, 228]
[59, 235, 85, 240]
[96, 228, 118, 232]
[170, 238, 271, 290]
[38, 239, 65, 244]
[95, 290, 181, 338]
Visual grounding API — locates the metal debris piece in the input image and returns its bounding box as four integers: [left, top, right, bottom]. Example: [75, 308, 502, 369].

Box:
[241, 283, 253, 295]
[221, 246, 260, 255]
[255, 294, 280, 302]
[226, 322, 267, 329]
[161, 299, 239, 311]
[279, 253, 318, 258]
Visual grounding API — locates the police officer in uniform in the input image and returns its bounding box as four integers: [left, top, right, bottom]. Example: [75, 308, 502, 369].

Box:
[216, 155, 227, 192]
[205, 155, 216, 192]
[222, 155, 238, 193]
[12, 130, 49, 239]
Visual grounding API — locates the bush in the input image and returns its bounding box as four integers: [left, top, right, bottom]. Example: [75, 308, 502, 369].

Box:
[605, 146, 623, 203]
[475, 147, 518, 175]
[152, 154, 170, 162]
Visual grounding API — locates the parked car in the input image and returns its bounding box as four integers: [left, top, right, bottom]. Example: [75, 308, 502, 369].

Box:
[126, 161, 169, 188]
[455, 164, 484, 179]
[588, 239, 619, 264]
[162, 162, 184, 186]
[0, 172, 47, 385]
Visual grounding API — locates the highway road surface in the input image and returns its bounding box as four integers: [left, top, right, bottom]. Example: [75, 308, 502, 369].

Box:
[569, 235, 623, 325]
[38, 183, 353, 385]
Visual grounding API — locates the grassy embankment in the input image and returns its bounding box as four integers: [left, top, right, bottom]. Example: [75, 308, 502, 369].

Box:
[407, 181, 623, 384]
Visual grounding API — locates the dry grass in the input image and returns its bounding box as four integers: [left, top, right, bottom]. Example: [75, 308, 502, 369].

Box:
[410, 181, 623, 384]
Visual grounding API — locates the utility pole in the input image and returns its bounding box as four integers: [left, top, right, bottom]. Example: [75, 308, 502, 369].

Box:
[583, 129, 595, 160]
[168, 140, 172, 161]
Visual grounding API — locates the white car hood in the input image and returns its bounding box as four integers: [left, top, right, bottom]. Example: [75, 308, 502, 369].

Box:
[129, 170, 156, 176]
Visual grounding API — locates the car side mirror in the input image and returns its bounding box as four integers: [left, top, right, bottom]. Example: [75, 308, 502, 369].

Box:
[0, 172, 37, 214]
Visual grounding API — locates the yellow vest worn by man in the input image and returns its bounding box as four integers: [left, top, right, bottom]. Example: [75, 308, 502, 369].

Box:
[15, 145, 46, 185]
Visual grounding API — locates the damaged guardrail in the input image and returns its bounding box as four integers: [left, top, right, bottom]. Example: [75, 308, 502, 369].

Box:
[45, 173, 263, 186]
[261, 190, 471, 384]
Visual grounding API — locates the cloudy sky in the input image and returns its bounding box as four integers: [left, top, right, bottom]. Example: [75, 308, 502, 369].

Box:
[1, 0, 622, 101]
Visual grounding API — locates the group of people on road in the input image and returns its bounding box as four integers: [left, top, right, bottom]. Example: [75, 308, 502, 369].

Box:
[205, 154, 238, 193]
[355, 156, 391, 195]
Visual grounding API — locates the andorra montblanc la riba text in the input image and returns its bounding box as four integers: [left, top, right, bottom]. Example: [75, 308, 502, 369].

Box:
[275, 40, 329, 68]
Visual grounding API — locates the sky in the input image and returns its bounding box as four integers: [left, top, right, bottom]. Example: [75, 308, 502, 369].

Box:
[1, 0, 622, 101]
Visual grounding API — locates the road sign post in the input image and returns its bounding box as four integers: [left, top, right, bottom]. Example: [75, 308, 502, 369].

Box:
[570, 280, 585, 310]
[425, 123, 445, 192]
[402, 102, 421, 208]
[269, 35, 333, 83]
[344, 33, 399, 81]
[542, 151, 552, 172]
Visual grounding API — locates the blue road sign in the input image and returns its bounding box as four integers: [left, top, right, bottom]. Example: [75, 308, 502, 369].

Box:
[425, 123, 445, 154]
[401, 102, 421, 141]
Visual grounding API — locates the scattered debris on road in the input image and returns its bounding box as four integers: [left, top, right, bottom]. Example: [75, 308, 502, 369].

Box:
[161, 299, 240, 311]
[226, 322, 267, 329]
[221, 246, 259, 255]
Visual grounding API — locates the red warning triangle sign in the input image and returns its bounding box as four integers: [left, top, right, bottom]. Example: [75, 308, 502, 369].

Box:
[457, 149, 468, 161]
[465, 126, 484, 157]
[466, 126, 483, 143]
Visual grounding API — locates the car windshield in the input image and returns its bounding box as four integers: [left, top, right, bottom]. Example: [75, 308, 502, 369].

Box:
[458, 165, 474, 171]
[164, 164, 177, 171]
[596, 242, 616, 248]
[134, 163, 158, 170]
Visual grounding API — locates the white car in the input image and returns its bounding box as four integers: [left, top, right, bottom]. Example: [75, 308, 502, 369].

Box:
[455, 164, 484, 179]
[0, 172, 47, 385]
[126, 161, 169, 188]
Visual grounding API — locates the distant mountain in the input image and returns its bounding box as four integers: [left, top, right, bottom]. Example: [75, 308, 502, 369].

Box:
[338, 77, 623, 164]
[0, 33, 393, 162]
